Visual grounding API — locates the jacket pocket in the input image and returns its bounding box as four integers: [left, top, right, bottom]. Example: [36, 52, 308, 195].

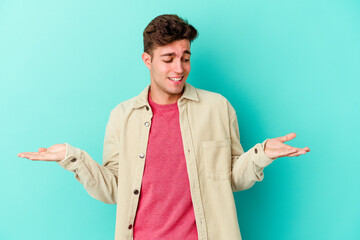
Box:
[202, 139, 231, 181]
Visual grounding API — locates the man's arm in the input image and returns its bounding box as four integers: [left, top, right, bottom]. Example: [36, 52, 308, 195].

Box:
[228, 109, 275, 192]
[228, 104, 310, 192]
[18, 110, 119, 204]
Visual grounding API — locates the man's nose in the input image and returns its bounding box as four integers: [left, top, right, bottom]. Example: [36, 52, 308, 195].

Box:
[173, 59, 184, 73]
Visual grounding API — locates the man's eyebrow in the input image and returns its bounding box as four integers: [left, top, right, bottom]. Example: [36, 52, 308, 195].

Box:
[160, 52, 175, 57]
[160, 50, 191, 57]
[184, 50, 191, 55]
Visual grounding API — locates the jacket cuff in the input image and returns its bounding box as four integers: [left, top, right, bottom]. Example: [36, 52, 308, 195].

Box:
[250, 139, 276, 168]
[57, 143, 83, 172]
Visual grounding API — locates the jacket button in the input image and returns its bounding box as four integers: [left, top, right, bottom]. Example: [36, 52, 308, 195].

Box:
[254, 148, 258, 154]
[139, 153, 145, 158]
[134, 189, 139, 195]
[128, 224, 132, 229]
[70, 158, 77, 162]
[144, 122, 150, 127]
[145, 106, 149, 111]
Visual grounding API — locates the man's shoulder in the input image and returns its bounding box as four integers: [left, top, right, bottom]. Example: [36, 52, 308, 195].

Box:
[192, 86, 236, 117]
[194, 87, 230, 105]
[111, 96, 138, 114]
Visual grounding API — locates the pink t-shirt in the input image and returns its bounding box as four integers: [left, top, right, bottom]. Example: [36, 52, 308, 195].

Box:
[133, 94, 198, 240]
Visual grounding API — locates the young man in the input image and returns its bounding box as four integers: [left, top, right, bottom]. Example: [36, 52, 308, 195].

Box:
[18, 14, 310, 240]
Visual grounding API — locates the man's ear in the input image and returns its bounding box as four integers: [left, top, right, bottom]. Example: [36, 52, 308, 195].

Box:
[142, 52, 152, 70]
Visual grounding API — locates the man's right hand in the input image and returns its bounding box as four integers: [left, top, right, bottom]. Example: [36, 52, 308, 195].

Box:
[18, 144, 66, 162]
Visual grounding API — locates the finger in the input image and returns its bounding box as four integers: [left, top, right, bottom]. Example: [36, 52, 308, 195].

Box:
[292, 147, 310, 153]
[277, 147, 306, 158]
[279, 133, 296, 143]
[283, 147, 298, 156]
[29, 153, 57, 161]
[18, 152, 38, 158]
[38, 148, 47, 152]
[18, 152, 54, 161]
[287, 151, 307, 157]
[272, 147, 297, 158]
[287, 148, 309, 157]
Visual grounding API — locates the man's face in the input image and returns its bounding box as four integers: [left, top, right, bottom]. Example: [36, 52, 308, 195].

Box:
[142, 39, 191, 104]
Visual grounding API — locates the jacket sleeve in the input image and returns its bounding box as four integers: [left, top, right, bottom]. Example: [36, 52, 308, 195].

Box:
[57, 110, 119, 204]
[228, 104, 275, 192]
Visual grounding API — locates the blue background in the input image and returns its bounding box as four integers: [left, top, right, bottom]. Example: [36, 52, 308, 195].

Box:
[1, 0, 359, 239]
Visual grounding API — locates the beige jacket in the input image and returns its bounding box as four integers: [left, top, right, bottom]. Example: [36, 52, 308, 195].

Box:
[58, 82, 275, 240]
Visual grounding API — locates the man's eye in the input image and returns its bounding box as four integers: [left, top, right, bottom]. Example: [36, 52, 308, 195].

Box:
[162, 58, 189, 63]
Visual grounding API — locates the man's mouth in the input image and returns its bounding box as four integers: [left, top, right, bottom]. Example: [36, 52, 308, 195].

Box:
[168, 76, 183, 82]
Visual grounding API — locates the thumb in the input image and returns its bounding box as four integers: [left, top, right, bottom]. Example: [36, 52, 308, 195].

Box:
[279, 132, 296, 142]
[38, 147, 47, 152]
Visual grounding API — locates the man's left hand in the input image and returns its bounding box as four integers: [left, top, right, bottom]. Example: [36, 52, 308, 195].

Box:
[264, 132, 310, 160]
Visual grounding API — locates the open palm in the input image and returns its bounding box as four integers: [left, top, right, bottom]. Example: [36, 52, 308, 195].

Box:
[264, 133, 310, 159]
[17, 144, 66, 162]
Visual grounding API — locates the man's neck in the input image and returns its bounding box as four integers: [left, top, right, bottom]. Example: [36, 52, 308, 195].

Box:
[149, 87, 183, 105]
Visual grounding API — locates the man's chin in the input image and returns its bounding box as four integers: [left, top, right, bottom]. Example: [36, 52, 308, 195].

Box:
[170, 84, 185, 94]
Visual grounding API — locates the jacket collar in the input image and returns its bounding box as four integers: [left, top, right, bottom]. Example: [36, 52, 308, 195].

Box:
[132, 82, 199, 109]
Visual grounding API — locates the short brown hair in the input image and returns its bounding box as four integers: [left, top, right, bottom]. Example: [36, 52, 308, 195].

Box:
[143, 14, 198, 56]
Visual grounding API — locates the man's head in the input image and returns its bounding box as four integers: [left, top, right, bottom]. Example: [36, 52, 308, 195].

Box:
[143, 14, 198, 58]
[142, 14, 198, 104]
